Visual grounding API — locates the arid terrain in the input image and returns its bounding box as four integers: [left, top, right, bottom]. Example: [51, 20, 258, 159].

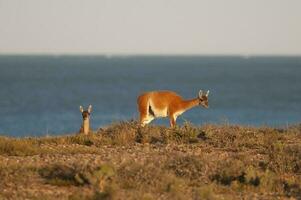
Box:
[0, 121, 300, 200]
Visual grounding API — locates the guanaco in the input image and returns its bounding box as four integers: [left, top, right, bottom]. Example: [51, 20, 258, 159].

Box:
[79, 105, 92, 135]
[137, 90, 209, 127]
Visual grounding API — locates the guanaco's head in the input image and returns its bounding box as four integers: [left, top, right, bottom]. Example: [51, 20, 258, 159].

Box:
[79, 105, 92, 120]
[198, 90, 209, 108]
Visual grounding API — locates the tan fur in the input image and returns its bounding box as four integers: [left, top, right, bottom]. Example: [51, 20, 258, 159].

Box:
[79, 119, 90, 135]
[137, 90, 209, 127]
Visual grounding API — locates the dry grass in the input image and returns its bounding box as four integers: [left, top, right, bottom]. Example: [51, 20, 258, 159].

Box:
[0, 121, 301, 199]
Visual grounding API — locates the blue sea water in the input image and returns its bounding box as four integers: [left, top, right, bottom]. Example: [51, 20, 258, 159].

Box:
[0, 55, 300, 137]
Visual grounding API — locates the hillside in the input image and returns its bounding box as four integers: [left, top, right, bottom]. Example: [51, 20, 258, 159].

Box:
[0, 121, 301, 200]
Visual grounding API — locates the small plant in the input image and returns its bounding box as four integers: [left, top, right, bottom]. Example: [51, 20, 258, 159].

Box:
[166, 154, 203, 180]
[39, 164, 80, 186]
[194, 184, 216, 200]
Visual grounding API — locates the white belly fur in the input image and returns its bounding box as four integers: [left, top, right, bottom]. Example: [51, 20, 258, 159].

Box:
[149, 100, 168, 118]
[153, 107, 168, 117]
[173, 110, 185, 120]
[174, 110, 184, 117]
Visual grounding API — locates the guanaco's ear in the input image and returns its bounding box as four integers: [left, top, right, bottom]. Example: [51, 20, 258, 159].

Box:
[206, 90, 210, 97]
[88, 105, 92, 113]
[79, 106, 84, 113]
[198, 90, 203, 98]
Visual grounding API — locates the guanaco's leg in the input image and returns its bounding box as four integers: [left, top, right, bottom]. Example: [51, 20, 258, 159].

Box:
[140, 107, 155, 127]
[169, 115, 176, 128]
[138, 97, 155, 127]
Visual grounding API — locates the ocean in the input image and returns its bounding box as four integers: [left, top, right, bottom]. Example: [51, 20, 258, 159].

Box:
[0, 55, 300, 137]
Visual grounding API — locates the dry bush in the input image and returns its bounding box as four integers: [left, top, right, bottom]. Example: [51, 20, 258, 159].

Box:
[116, 159, 187, 198]
[192, 184, 217, 200]
[163, 122, 203, 144]
[166, 154, 204, 180]
[0, 136, 39, 156]
[39, 163, 115, 187]
[135, 125, 164, 144]
[210, 159, 246, 186]
[39, 164, 80, 186]
[266, 143, 301, 174]
[97, 121, 206, 145]
[99, 121, 138, 145]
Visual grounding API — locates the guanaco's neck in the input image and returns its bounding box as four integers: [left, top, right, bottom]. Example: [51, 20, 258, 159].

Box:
[82, 118, 90, 135]
[180, 98, 199, 111]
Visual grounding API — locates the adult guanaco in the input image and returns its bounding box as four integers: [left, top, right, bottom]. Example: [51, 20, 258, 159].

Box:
[137, 90, 209, 127]
[79, 105, 92, 135]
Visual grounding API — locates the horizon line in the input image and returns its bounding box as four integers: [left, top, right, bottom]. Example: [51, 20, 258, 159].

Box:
[0, 53, 301, 57]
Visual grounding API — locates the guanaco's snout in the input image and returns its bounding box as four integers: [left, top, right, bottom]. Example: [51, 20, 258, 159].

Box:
[81, 110, 90, 120]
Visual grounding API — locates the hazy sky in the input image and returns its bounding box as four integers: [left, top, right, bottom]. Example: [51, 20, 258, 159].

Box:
[0, 0, 300, 55]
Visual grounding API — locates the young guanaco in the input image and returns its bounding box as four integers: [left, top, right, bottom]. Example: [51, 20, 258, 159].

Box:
[79, 105, 92, 135]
